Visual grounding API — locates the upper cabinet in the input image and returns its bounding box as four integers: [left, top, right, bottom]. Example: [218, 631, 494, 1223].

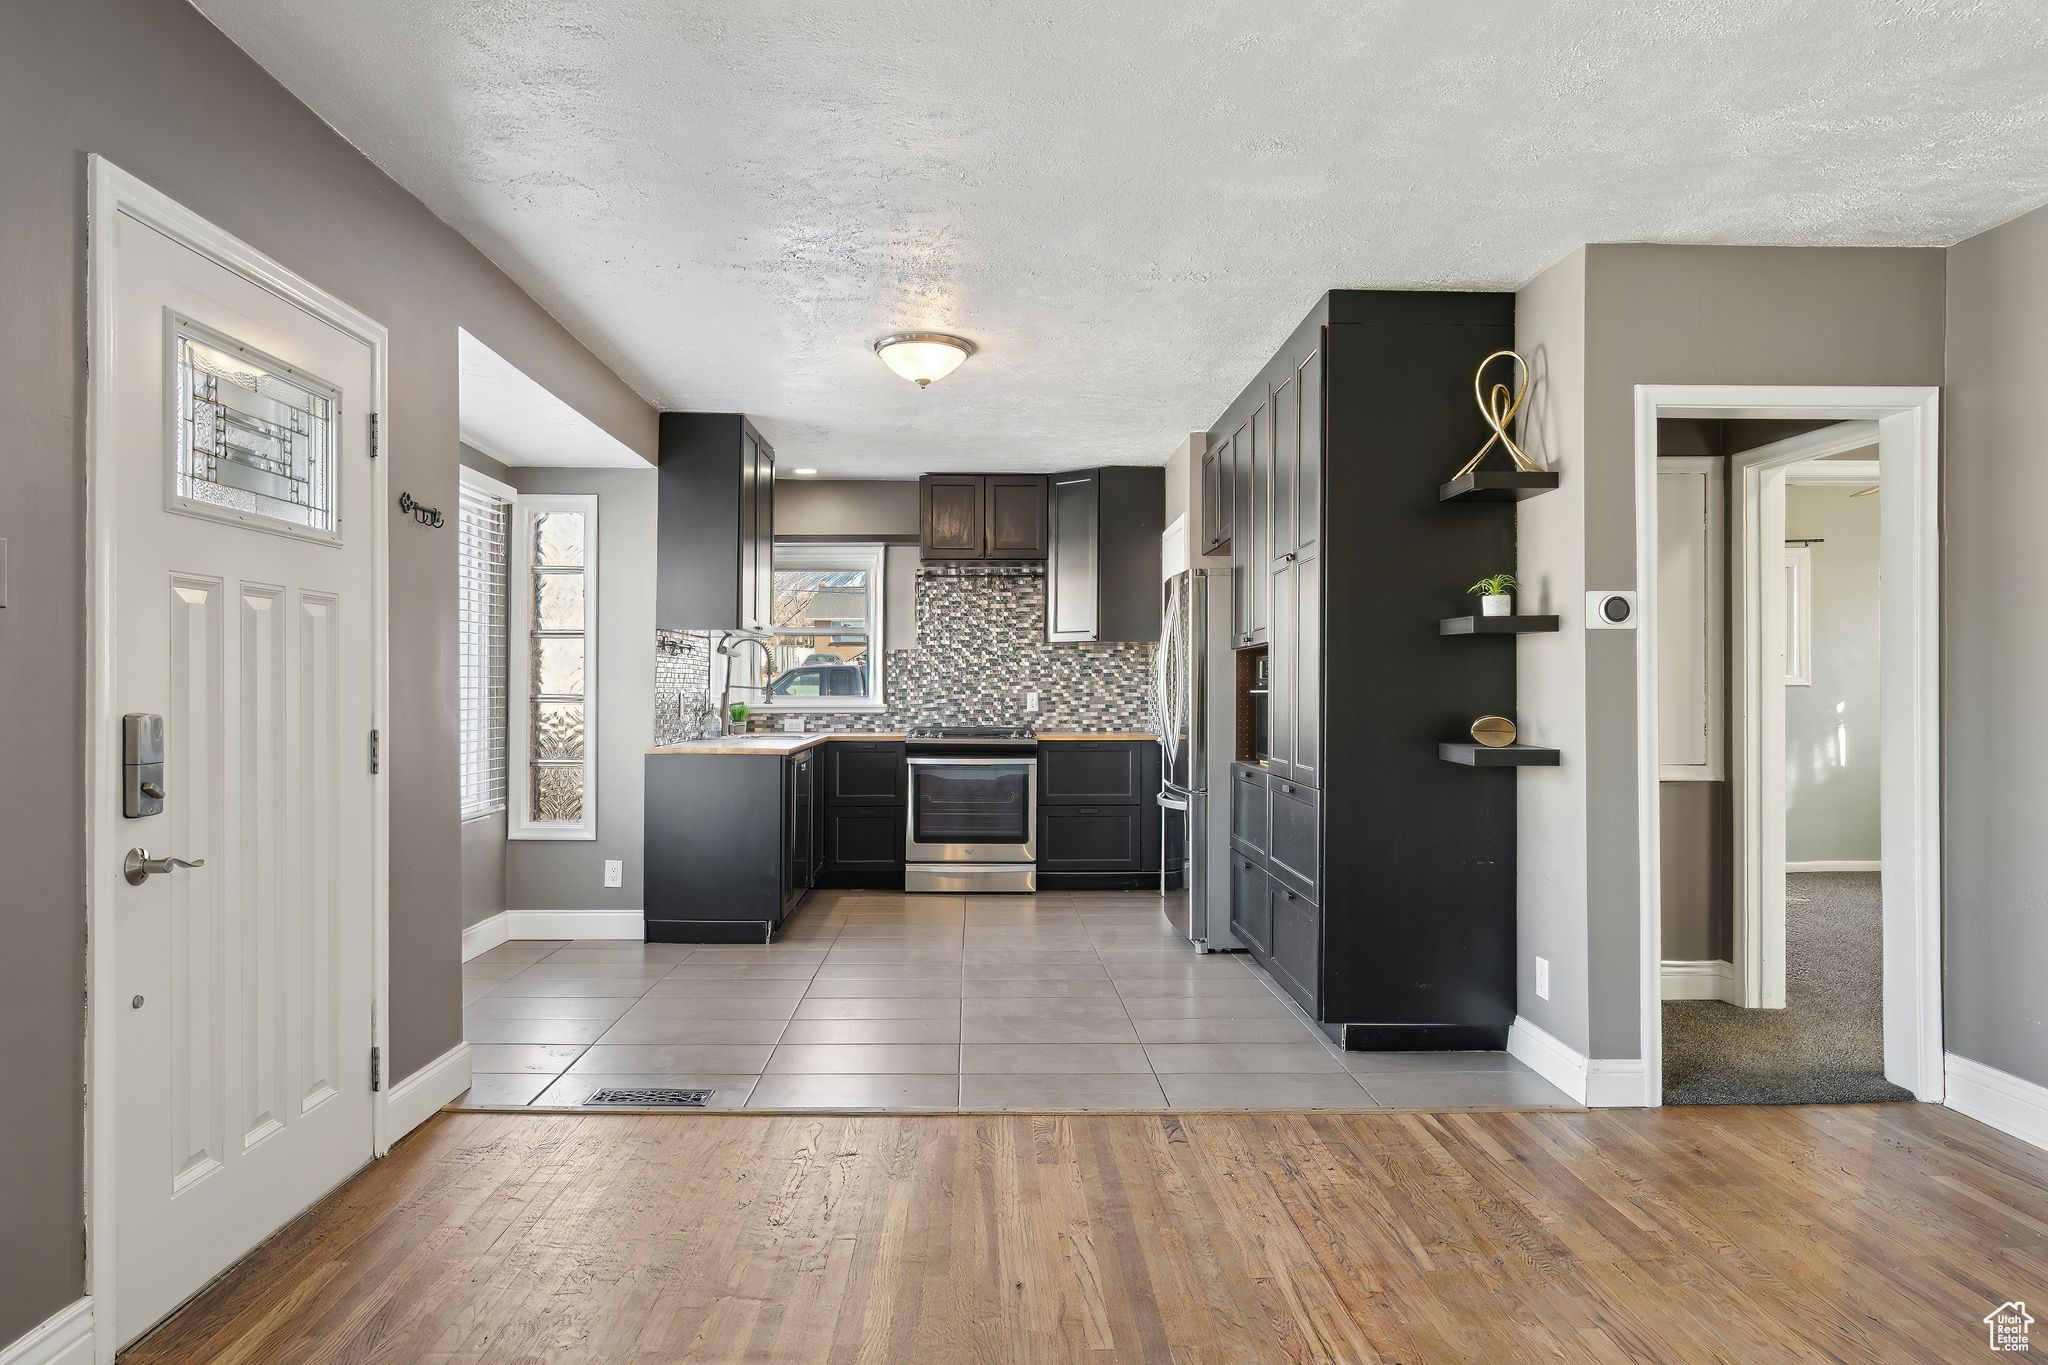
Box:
[1200, 432, 1234, 555]
[656, 412, 776, 631]
[1045, 467, 1163, 643]
[919, 474, 1047, 560]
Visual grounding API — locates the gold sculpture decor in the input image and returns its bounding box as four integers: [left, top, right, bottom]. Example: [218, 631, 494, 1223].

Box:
[1470, 716, 1518, 748]
[1448, 350, 1546, 482]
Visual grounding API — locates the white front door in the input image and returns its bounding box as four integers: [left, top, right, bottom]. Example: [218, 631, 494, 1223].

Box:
[101, 202, 378, 1345]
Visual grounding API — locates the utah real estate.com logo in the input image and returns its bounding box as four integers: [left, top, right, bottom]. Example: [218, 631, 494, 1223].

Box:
[1985, 1301, 2034, 1353]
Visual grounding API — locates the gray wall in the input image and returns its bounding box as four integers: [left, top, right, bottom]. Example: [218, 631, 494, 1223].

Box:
[1945, 200, 2048, 1089]
[1515, 244, 1946, 1060]
[0, 0, 653, 1338]
[1512, 247, 1594, 1054]
[775, 479, 919, 539]
[1784, 484, 1882, 864]
[505, 468, 658, 914]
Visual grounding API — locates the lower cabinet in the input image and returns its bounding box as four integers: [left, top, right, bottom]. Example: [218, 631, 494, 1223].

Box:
[647, 753, 808, 943]
[1034, 740, 1165, 888]
[825, 808, 905, 874]
[1229, 852, 1270, 955]
[1039, 805, 1142, 872]
[1267, 881, 1319, 1013]
[821, 740, 907, 888]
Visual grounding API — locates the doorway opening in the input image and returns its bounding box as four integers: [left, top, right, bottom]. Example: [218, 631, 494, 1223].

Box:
[1633, 386, 1942, 1109]
[1655, 419, 1903, 1103]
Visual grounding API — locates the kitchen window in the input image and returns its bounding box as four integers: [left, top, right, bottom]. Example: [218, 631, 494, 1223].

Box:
[750, 543, 887, 711]
[509, 492, 598, 839]
[457, 468, 513, 820]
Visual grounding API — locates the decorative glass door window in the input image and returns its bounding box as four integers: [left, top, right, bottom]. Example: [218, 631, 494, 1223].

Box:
[168, 310, 340, 542]
[510, 494, 598, 838]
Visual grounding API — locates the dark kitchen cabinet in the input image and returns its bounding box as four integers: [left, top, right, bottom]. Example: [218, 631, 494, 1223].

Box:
[1200, 435, 1231, 554]
[1034, 740, 1163, 888]
[827, 740, 906, 806]
[784, 749, 818, 913]
[1229, 852, 1270, 955]
[1038, 805, 1142, 872]
[1044, 467, 1164, 643]
[1210, 290, 1519, 1051]
[1228, 763, 1268, 860]
[919, 474, 1046, 561]
[657, 412, 776, 631]
[985, 475, 1050, 558]
[823, 739, 907, 887]
[647, 751, 814, 942]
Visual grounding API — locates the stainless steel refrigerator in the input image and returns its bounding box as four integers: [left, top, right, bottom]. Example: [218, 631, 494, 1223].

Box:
[1155, 567, 1238, 950]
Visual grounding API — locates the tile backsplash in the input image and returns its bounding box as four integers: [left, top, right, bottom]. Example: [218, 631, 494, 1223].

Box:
[655, 565, 1157, 737]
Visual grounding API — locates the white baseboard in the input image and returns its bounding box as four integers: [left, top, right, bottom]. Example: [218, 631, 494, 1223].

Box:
[1945, 1053, 2048, 1153]
[1507, 1017, 1652, 1107]
[1507, 1016, 1588, 1104]
[462, 911, 510, 962]
[384, 1042, 471, 1144]
[503, 908, 642, 941]
[1585, 1058, 1652, 1108]
[1787, 860, 1881, 873]
[0, 1298, 93, 1365]
[1661, 959, 1740, 1003]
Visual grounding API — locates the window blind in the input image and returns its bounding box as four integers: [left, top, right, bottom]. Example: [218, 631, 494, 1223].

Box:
[458, 480, 510, 819]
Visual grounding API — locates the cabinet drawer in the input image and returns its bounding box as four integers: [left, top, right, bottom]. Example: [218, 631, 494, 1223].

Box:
[1229, 766, 1268, 860]
[827, 741, 906, 806]
[1266, 777, 1319, 900]
[1039, 742, 1144, 804]
[1267, 879, 1319, 1012]
[1229, 851, 1270, 956]
[1038, 806, 1142, 872]
[825, 809, 904, 872]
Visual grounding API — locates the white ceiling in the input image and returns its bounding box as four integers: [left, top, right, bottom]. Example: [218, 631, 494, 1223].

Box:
[459, 329, 648, 467]
[197, 0, 2048, 478]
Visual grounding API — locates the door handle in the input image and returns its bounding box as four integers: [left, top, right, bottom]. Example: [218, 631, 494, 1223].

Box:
[123, 848, 206, 886]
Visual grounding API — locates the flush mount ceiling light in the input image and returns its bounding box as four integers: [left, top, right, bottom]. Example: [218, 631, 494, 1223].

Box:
[873, 332, 974, 388]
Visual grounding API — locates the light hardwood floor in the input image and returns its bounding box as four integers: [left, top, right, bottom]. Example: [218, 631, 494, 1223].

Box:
[127, 1104, 2046, 1362]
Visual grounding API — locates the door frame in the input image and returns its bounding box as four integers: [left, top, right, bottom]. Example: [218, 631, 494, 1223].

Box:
[1730, 426, 1882, 1009]
[1632, 385, 1942, 1107]
[84, 156, 392, 1359]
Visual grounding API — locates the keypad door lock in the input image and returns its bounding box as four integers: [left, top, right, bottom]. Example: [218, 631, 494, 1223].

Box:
[123, 713, 167, 818]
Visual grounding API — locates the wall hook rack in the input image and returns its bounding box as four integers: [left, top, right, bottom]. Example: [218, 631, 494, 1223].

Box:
[397, 492, 445, 529]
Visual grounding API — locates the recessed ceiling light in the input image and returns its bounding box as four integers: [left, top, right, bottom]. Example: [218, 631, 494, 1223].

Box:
[791, 468, 818, 477]
[874, 332, 974, 388]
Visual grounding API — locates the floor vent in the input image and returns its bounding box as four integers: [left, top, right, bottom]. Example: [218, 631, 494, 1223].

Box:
[584, 1087, 714, 1107]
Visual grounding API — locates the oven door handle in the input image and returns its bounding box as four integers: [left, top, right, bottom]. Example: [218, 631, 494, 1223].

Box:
[906, 755, 1036, 767]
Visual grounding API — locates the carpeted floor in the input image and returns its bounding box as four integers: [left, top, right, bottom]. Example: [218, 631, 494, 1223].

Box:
[1663, 871, 1911, 1105]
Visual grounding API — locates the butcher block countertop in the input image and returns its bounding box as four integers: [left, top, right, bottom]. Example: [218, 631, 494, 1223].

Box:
[647, 731, 1156, 757]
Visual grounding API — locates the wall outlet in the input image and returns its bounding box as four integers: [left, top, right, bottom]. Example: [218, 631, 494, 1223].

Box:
[1024, 689, 1040, 713]
[1534, 956, 1550, 1000]
[603, 859, 623, 888]
[781, 716, 806, 733]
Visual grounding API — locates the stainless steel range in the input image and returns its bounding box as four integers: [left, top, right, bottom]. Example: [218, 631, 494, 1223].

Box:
[904, 726, 1037, 893]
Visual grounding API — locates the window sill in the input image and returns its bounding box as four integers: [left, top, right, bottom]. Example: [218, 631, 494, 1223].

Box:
[750, 702, 889, 714]
[508, 826, 597, 842]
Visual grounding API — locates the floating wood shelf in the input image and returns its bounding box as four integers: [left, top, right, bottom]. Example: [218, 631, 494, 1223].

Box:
[1438, 742, 1562, 768]
[1439, 614, 1561, 636]
[1438, 470, 1560, 502]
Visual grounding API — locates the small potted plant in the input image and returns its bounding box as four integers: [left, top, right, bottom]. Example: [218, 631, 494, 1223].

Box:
[727, 702, 751, 734]
[1468, 572, 1517, 618]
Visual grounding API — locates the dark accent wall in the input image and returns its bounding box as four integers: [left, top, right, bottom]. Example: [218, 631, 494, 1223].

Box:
[0, 0, 653, 1339]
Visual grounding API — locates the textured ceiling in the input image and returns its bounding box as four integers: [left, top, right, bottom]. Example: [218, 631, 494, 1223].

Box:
[195, 0, 2048, 477]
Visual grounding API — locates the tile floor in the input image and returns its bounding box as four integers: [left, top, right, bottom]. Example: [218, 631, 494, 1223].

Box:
[455, 889, 1578, 1112]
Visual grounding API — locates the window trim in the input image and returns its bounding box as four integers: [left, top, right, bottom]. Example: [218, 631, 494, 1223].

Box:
[508, 491, 599, 840]
[749, 541, 887, 713]
[457, 466, 514, 822]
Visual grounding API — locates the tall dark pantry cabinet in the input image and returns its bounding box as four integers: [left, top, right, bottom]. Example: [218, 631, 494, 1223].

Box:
[1210, 291, 1519, 1049]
